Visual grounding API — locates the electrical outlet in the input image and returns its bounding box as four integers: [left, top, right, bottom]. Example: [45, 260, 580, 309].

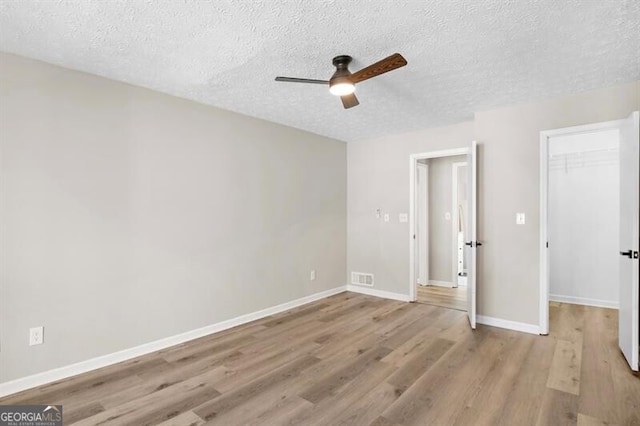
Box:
[29, 326, 44, 346]
[310, 270, 316, 281]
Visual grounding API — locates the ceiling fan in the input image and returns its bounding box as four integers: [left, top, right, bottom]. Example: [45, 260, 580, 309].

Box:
[275, 53, 407, 109]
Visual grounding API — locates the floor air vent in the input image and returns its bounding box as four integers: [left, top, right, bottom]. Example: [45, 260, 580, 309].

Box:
[351, 272, 374, 286]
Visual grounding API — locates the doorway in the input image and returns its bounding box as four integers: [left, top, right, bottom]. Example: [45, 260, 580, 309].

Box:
[540, 112, 639, 371]
[415, 155, 467, 311]
[548, 129, 620, 308]
[409, 143, 479, 328]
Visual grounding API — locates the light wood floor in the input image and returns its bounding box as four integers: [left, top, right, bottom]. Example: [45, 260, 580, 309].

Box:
[2, 294, 639, 425]
[417, 284, 467, 311]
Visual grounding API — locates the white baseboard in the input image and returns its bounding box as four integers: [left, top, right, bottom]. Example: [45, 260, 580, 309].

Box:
[0, 285, 348, 398]
[549, 294, 618, 309]
[429, 280, 454, 288]
[346, 285, 411, 302]
[477, 315, 540, 335]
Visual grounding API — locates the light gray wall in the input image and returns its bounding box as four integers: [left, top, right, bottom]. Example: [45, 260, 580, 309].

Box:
[0, 53, 347, 383]
[474, 81, 638, 325]
[348, 81, 639, 325]
[426, 155, 466, 283]
[347, 121, 475, 295]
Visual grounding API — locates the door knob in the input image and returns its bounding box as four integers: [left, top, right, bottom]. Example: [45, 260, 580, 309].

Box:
[620, 250, 632, 258]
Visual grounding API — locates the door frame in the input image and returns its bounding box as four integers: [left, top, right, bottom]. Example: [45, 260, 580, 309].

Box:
[539, 118, 623, 335]
[409, 148, 469, 301]
[417, 162, 429, 286]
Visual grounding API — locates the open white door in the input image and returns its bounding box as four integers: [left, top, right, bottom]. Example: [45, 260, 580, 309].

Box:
[466, 141, 478, 329]
[619, 111, 639, 372]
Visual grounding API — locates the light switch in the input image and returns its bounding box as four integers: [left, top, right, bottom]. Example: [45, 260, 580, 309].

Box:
[399, 213, 408, 223]
[516, 213, 525, 225]
[376, 209, 381, 219]
[445, 212, 451, 221]
[384, 213, 390, 222]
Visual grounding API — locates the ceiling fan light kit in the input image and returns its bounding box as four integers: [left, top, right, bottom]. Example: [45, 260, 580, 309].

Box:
[329, 79, 355, 96]
[275, 53, 407, 109]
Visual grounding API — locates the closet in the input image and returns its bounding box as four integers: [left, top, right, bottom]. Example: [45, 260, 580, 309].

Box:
[548, 129, 619, 308]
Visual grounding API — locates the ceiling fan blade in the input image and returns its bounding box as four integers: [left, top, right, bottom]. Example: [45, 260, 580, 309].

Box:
[350, 53, 407, 84]
[341, 93, 360, 109]
[275, 77, 329, 85]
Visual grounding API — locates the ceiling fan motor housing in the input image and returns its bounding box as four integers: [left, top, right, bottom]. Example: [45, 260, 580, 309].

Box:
[331, 55, 353, 81]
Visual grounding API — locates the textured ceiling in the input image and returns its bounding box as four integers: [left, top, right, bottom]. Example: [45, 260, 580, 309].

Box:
[1, 0, 639, 142]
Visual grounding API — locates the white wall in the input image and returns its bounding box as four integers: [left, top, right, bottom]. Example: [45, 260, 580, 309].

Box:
[347, 121, 475, 295]
[472, 81, 638, 325]
[0, 53, 347, 383]
[549, 129, 619, 307]
[427, 155, 466, 284]
[348, 80, 639, 325]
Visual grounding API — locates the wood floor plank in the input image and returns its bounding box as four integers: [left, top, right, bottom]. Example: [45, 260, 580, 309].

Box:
[578, 306, 618, 423]
[547, 339, 582, 395]
[156, 323, 265, 359]
[162, 334, 256, 364]
[0, 356, 163, 405]
[193, 355, 320, 422]
[298, 345, 392, 404]
[377, 305, 440, 349]
[369, 416, 403, 426]
[381, 330, 512, 426]
[494, 333, 557, 425]
[99, 365, 229, 410]
[72, 367, 224, 426]
[318, 299, 386, 323]
[435, 311, 474, 342]
[329, 382, 399, 426]
[452, 331, 535, 426]
[611, 362, 640, 426]
[200, 315, 395, 426]
[2, 293, 638, 425]
[577, 413, 617, 426]
[297, 331, 393, 387]
[382, 308, 462, 366]
[284, 358, 398, 426]
[577, 412, 617, 426]
[200, 383, 311, 425]
[62, 401, 106, 424]
[311, 302, 408, 360]
[233, 319, 325, 359]
[417, 285, 467, 311]
[260, 303, 330, 327]
[157, 410, 204, 426]
[239, 396, 312, 426]
[213, 341, 320, 393]
[386, 337, 455, 394]
[536, 388, 579, 426]
[138, 349, 242, 385]
[550, 302, 585, 344]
